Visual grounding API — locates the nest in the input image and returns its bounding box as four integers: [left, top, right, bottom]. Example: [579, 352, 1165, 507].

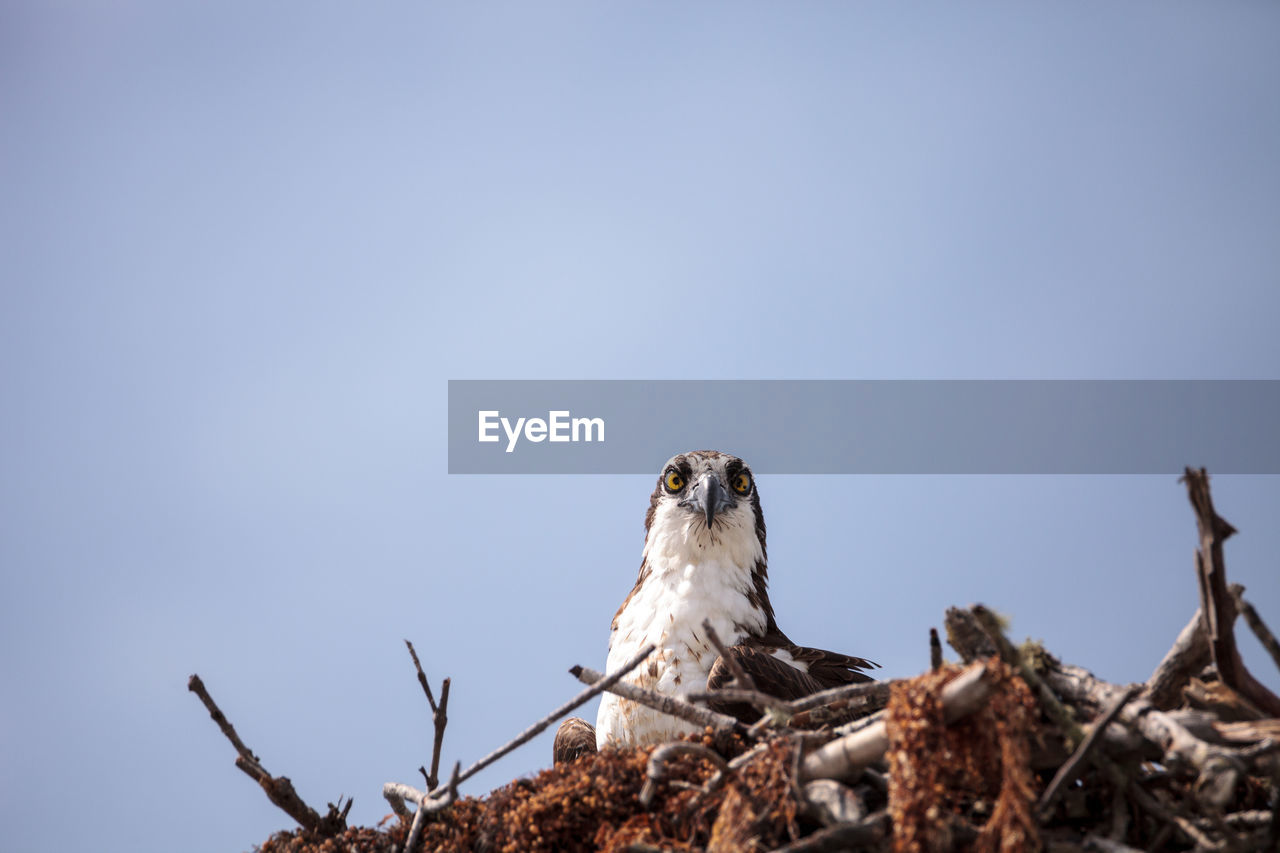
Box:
[193, 469, 1280, 852]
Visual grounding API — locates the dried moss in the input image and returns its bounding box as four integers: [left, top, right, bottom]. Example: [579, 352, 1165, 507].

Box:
[885, 658, 1040, 853]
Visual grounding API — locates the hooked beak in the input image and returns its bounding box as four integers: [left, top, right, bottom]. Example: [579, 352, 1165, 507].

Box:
[680, 472, 734, 529]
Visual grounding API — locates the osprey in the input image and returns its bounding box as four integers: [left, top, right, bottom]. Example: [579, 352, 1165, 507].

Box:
[554, 450, 876, 760]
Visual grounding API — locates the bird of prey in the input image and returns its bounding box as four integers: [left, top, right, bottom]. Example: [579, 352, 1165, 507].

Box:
[555, 450, 876, 761]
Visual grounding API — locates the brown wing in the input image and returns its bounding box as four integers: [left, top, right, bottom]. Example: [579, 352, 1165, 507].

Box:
[747, 627, 879, 687]
[704, 642, 878, 723]
[780, 645, 879, 688]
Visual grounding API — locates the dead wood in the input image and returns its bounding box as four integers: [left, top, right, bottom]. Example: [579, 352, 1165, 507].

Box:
[1184, 467, 1280, 717]
[403, 639, 450, 791]
[1037, 684, 1140, 817]
[188, 674, 348, 837]
[701, 618, 758, 692]
[1146, 607, 1214, 710]
[1233, 586, 1280, 678]
[454, 642, 657, 790]
[572, 663, 743, 735]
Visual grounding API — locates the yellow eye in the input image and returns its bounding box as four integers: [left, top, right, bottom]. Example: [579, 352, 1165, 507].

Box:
[664, 470, 685, 492]
[732, 472, 752, 494]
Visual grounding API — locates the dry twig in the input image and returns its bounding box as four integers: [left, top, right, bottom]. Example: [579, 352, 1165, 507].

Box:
[571, 664, 741, 735]
[1231, 585, 1280, 678]
[701, 617, 757, 691]
[1037, 684, 1141, 817]
[404, 639, 450, 790]
[188, 674, 347, 837]
[448, 643, 658, 791]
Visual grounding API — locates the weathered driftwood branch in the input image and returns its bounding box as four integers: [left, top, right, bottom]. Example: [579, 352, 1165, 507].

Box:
[382, 783, 417, 821]
[404, 639, 450, 790]
[1145, 607, 1213, 710]
[188, 674, 347, 836]
[1047, 661, 1248, 807]
[1184, 467, 1280, 717]
[572, 664, 741, 735]
[397, 761, 462, 853]
[1231, 586, 1280, 678]
[944, 605, 998, 662]
[687, 686, 793, 715]
[799, 660, 995, 783]
[789, 680, 890, 714]
[638, 741, 731, 808]
[385, 762, 461, 819]
[788, 684, 890, 730]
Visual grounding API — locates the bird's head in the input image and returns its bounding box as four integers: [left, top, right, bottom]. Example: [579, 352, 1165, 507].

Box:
[642, 450, 766, 569]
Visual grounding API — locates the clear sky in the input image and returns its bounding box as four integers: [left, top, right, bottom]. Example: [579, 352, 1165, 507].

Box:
[2, 5, 1279, 853]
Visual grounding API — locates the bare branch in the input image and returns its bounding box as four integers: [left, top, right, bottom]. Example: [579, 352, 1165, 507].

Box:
[404, 640, 450, 790]
[687, 687, 792, 715]
[189, 674, 344, 836]
[1038, 684, 1141, 817]
[571, 664, 741, 735]
[429, 678, 450, 788]
[701, 618, 756, 691]
[1231, 586, 1280, 678]
[1048, 661, 1247, 808]
[404, 639, 438, 713]
[397, 761, 462, 853]
[448, 643, 657, 791]
[188, 674, 262, 771]
[788, 680, 891, 714]
[382, 783, 416, 821]
[1145, 608, 1213, 710]
[1183, 467, 1280, 717]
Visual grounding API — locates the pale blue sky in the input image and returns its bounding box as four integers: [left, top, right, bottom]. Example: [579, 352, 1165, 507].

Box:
[2, 5, 1279, 853]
